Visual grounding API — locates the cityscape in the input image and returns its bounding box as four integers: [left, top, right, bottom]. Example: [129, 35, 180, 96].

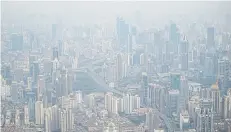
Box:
[1, 1, 231, 132]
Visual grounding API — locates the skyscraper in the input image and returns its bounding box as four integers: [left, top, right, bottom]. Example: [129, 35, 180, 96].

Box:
[166, 89, 180, 117]
[116, 53, 123, 83]
[170, 73, 181, 90]
[180, 39, 189, 71]
[210, 83, 221, 117]
[32, 61, 39, 85]
[52, 24, 57, 40]
[11, 33, 23, 51]
[35, 101, 44, 125]
[207, 27, 215, 48]
[196, 99, 213, 132]
[141, 72, 149, 106]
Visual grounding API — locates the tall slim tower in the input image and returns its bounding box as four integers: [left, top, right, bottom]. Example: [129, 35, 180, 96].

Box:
[207, 27, 215, 49]
[141, 72, 148, 106]
[211, 83, 221, 117]
[116, 54, 123, 83]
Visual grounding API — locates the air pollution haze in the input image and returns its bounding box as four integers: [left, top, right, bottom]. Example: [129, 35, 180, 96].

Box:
[1, 1, 231, 132]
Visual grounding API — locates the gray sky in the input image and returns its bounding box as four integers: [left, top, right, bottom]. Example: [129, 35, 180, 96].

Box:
[1, 1, 231, 26]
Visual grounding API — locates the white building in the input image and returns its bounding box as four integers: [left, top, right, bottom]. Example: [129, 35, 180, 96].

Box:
[35, 101, 44, 125]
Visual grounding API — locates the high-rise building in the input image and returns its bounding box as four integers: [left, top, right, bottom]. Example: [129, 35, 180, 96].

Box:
[196, 99, 213, 132]
[45, 107, 52, 132]
[179, 76, 189, 111]
[15, 109, 20, 126]
[67, 108, 74, 131]
[32, 61, 39, 85]
[11, 33, 23, 51]
[166, 89, 180, 117]
[207, 27, 215, 48]
[52, 24, 57, 40]
[53, 47, 59, 60]
[116, 53, 123, 82]
[180, 110, 190, 131]
[146, 109, 154, 132]
[51, 105, 59, 131]
[210, 83, 221, 117]
[170, 73, 181, 90]
[123, 94, 133, 114]
[35, 101, 44, 125]
[105, 92, 113, 113]
[25, 91, 36, 122]
[60, 109, 67, 132]
[116, 17, 129, 49]
[86, 94, 95, 108]
[24, 105, 30, 125]
[75, 90, 82, 104]
[141, 72, 149, 106]
[180, 39, 189, 71]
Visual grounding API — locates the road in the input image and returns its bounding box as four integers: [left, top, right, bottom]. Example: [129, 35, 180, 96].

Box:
[78, 59, 123, 96]
[152, 108, 173, 132]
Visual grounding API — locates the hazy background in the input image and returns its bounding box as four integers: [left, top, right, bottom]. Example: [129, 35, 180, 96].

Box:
[2, 1, 231, 28]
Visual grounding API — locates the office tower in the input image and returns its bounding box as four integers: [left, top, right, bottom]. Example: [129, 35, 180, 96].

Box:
[25, 91, 36, 122]
[116, 17, 129, 48]
[45, 107, 52, 132]
[211, 83, 221, 117]
[32, 61, 39, 85]
[15, 109, 20, 126]
[166, 89, 180, 117]
[24, 105, 30, 125]
[207, 27, 215, 48]
[200, 87, 211, 99]
[170, 73, 181, 90]
[180, 110, 190, 131]
[11, 33, 23, 51]
[116, 53, 123, 82]
[180, 39, 189, 71]
[196, 99, 213, 132]
[218, 58, 231, 95]
[52, 24, 57, 40]
[141, 72, 149, 106]
[35, 101, 44, 125]
[169, 23, 180, 54]
[146, 109, 154, 132]
[53, 47, 59, 60]
[105, 92, 113, 113]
